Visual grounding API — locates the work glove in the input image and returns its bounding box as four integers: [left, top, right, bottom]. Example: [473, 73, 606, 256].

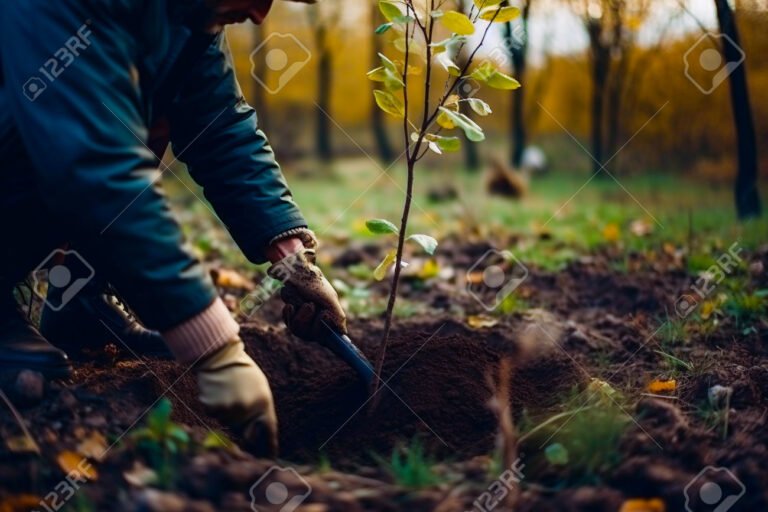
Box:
[268, 249, 347, 341]
[195, 339, 278, 457]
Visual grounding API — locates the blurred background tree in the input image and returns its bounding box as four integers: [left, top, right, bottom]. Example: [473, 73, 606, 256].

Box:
[225, 0, 765, 217]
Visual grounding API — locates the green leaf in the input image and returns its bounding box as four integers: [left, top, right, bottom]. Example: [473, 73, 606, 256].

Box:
[467, 98, 492, 116]
[479, 5, 521, 22]
[393, 15, 415, 24]
[367, 66, 405, 90]
[470, 62, 521, 90]
[431, 134, 461, 152]
[373, 249, 397, 281]
[379, 1, 402, 22]
[375, 23, 393, 34]
[366, 218, 400, 235]
[436, 52, 461, 76]
[407, 234, 438, 255]
[373, 90, 405, 119]
[440, 11, 475, 35]
[545, 443, 569, 465]
[437, 107, 485, 142]
[472, 0, 504, 7]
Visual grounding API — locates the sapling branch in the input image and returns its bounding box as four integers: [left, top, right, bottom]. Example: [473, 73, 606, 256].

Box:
[368, 0, 519, 401]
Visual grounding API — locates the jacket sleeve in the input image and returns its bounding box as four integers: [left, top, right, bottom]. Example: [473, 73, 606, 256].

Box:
[168, 33, 307, 264]
[0, 1, 217, 330]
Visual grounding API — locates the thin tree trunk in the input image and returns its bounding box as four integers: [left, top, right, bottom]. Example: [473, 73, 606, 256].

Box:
[315, 25, 333, 162]
[714, 0, 761, 218]
[371, 0, 395, 162]
[588, 20, 609, 176]
[504, 1, 530, 168]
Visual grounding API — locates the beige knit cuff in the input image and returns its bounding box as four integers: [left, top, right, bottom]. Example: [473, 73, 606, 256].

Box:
[162, 297, 240, 365]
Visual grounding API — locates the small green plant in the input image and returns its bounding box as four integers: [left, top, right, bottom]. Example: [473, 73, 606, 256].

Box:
[656, 316, 689, 347]
[375, 438, 442, 489]
[367, 0, 521, 392]
[129, 398, 189, 488]
[723, 290, 767, 329]
[654, 349, 694, 378]
[520, 384, 630, 484]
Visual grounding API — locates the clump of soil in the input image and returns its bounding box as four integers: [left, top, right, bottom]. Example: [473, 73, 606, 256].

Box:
[157, 318, 584, 464]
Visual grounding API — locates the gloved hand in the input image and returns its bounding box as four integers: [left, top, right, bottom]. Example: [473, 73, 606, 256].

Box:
[268, 249, 347, 341]
[195, 339, 278, 457]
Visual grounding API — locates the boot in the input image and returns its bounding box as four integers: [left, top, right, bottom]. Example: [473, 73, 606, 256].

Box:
[0, 294, 72, 379]
[40, 281, 170, 359]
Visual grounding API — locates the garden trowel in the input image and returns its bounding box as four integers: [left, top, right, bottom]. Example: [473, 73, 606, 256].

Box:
[320, 324, 375, 388]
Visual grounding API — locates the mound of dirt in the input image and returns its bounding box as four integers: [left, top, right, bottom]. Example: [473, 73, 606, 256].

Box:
[233, 318, 582, 463]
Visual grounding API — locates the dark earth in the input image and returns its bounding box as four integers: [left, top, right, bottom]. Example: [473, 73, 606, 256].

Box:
[1, 243, 767, 511]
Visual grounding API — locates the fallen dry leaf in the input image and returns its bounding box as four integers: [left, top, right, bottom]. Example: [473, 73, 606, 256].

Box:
[647, 379, 677, 394]
[56, 450, 98, 481]
[5, 435, 39, 455]
[619, 497, 666, 512]
[466, 314, 499, 329]
[211, 268, 254, 291]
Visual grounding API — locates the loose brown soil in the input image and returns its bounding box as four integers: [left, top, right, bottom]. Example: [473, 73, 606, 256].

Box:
[1, 245, 767, 511]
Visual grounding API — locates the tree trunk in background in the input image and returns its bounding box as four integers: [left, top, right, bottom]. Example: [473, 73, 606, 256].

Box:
[315, 24, 333, 163]
[504, 1, 531, 168]
[587, 20, 610, 176]
[714, 0, 761, 218]
[370, 0, 395, 163]
[252, 23, 269, 131]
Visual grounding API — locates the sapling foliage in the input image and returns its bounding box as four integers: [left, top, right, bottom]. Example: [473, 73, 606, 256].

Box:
[366, 0, 521, 394]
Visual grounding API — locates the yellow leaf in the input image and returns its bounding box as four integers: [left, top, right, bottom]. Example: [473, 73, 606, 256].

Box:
[379, 1, 402, 22]
[374, 249, 397, 281]
[467, 314, 498, 329]
[5, 435, 40, 454]
[417, 258, 440, 280]
[212, 268, 254, 291]
[700, 300, 716, 320]
[620, 498, 666, 512]
[440, 11, 475, 35]
[602, 223, 620, 242]
[436, 110, 456, 129]
[473, 0, 504, 7]
[373, 90, 405, 119]
[57, 450, 98, 481]
[647, 379, 677, 393]
[479, 5, 521, 22]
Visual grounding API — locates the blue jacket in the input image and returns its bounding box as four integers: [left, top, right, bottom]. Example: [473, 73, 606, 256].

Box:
[0, 0, 307, 329]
